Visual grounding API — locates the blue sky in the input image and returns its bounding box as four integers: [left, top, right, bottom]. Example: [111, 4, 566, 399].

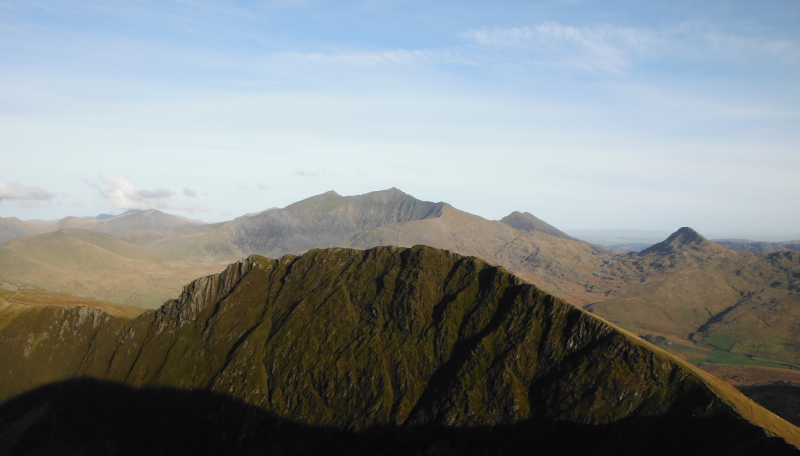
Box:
[1, 1, 799, 240]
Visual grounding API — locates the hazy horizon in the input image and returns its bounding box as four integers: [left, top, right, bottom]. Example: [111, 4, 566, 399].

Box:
[2, 1, 798, 240]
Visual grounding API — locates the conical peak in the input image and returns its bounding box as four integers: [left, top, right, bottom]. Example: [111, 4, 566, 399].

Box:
[499, 211, 572, 240]
[666, 227, 704, 244]
[639, 227, 710, 255]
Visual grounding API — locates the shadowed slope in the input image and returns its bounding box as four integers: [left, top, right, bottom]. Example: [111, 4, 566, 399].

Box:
[0, 378, 798, 456]
[0, 246, 798, 453]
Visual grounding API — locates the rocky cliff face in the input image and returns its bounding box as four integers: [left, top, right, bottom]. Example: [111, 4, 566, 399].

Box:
[0, 246, 799, 454]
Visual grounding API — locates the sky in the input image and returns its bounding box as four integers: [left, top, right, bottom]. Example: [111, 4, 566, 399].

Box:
[1, 1, 799, 240]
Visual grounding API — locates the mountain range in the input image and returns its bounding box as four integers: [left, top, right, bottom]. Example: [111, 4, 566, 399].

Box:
[1, 188, 799, 377]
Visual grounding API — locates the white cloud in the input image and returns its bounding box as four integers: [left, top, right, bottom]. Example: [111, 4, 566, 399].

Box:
[95, 175, 208, 212]
[183, 187, 197, 197]
[0, 177, 54, 202]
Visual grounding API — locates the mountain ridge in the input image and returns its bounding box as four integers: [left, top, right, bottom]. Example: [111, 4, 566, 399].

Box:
[0, 246, 798, 453]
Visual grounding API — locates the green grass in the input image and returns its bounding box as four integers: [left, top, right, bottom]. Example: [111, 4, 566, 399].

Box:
[664, 344, 705, 354]
[703, 350, 795, 369]
[698, 333, 739, 351]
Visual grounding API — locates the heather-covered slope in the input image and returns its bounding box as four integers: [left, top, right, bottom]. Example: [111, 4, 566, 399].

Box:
[0, 246, 798, 454]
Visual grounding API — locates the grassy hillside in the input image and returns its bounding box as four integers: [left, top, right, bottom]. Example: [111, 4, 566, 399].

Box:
[0, 229, 228, 308]
[0, 217, 53, 246]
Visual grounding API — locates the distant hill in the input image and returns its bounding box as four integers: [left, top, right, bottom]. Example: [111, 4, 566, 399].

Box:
[499, 211, 574, 240]
[715, 239, 800, 254]
[0, 246, 798, 454]
[58, 209, 206, 235]
[0, 229, 228, 308]
[0, 209, 207, 246]
[0, 217, 54, 245]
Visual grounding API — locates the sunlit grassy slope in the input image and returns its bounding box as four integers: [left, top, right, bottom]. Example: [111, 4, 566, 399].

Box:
[0, 229, 229, 308]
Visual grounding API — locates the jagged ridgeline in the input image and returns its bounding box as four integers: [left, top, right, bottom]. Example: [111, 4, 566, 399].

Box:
[0, 246, 799, 455]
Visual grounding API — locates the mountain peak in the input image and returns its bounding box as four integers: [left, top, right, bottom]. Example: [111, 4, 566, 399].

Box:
[639, 227, 712, 255]
[499, 211, 573, 240]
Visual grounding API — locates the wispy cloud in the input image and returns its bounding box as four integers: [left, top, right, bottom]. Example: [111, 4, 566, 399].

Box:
[89, 175, 209, 212]
[462, 21, 800, 73]
[294, 169, 319, 178]
[668, 22, 800, 64]
[0, 177, 53, 202]
[183, 187, 197, 197]
[463, 22, 655, 72]
[238, 182, 271, 191]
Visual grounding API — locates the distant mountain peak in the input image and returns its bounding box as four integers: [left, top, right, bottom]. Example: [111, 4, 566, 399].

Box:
[665, 227, 704, 243]
[639, 227, 713, 255]
[499, 211, 573, 240]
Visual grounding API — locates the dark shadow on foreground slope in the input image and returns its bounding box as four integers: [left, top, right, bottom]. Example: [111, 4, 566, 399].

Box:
[739, 383, 800, 427]
[0, 378, 796, 456]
